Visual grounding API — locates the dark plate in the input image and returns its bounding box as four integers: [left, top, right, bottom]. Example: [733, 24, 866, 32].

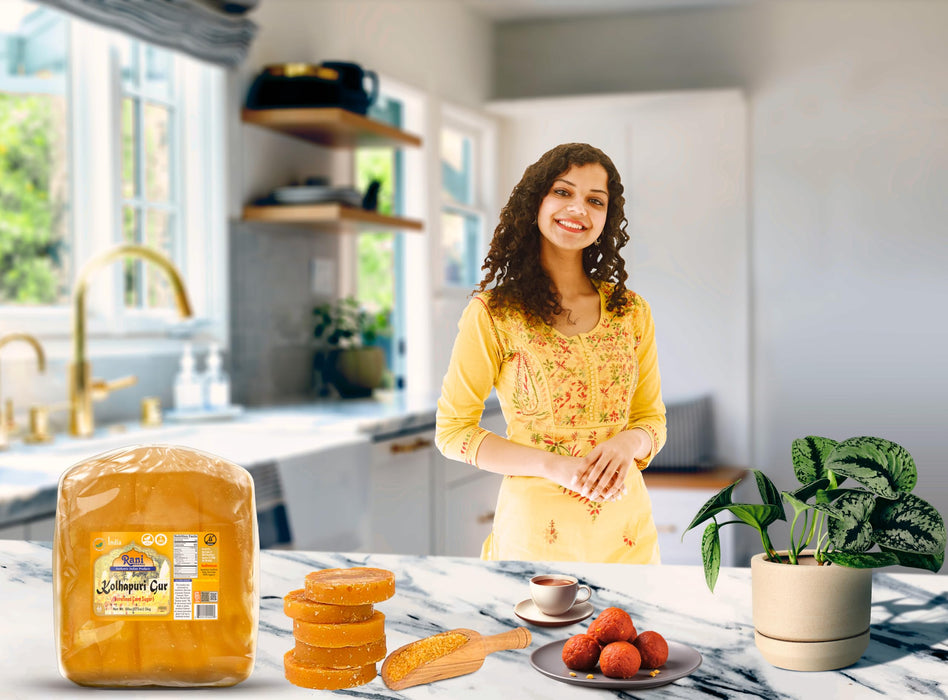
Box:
[530, 638, 702, 689]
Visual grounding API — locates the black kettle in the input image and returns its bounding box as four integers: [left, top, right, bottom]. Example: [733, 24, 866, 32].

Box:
[245, 61, 379, 115]
[321, 61, 379, 115]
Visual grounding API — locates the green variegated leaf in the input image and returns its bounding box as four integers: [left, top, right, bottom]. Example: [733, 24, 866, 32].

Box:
[755, 470, 784, 512]
[791, 436, 839, 484]
[879, 545, 945, 573]
[814, 486, 836, 506]
[787, 477, 831, 504]
[870, 493, 947, 555]
[729, 504, 785, 530]
[782, 490, 810, 517]
[825, 436, 917, 498]
[825, 490, 877, 552]
[702, 521, 721, 592]
[783, 478, 831, 516]
[811, 499, 845, 520]
[824, 550, 900, 568]
[684, 480, 741, 533]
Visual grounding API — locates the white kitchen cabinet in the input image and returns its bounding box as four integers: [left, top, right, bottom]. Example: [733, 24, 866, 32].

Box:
[0, 516, 55, 542]
[442, 469, 503, 557]
[0, 523, 26, 540]
[366, 429, 436, 555]
[643, 467, 747, 566]
[24, 516, 55, 541]
[276, 437, 372, 552]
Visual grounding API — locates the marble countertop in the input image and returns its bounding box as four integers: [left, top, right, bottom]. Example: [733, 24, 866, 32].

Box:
[0, 391, 491, 527]
[2, 540, 945, 699]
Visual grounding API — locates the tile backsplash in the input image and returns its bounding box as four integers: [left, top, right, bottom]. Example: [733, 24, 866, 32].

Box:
[229, 221, 338, 406]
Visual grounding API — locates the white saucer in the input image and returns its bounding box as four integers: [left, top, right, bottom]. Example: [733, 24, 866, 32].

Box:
[514, 599, 595, 627]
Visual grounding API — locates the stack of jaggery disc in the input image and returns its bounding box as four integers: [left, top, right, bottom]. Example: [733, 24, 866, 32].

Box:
[283, 567, 395, 690]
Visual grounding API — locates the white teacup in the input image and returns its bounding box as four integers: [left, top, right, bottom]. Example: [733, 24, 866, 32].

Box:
[529, 574, 592, 616]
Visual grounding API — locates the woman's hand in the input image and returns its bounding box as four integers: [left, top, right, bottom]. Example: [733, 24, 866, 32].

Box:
[542, 453, 598, 494]
[571, 429, 652, 502]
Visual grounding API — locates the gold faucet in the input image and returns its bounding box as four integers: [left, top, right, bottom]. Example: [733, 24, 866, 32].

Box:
[0, 333, 46, 449]
[70, 244, 193, 437]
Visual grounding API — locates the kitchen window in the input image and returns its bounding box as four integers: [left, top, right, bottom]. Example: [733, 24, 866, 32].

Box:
[354, 95, 405, 388]
[0, 1, 225, 344]
[349, 80, 426, 392]
[439, 105, 495, 291]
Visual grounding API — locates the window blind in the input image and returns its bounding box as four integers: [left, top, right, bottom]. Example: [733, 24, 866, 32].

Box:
[37, 0, 257, 67]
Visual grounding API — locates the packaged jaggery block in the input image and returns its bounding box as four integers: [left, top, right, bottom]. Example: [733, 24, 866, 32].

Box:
[304, 567, 395, 605]
[293, 637, 387, 667]
[283, 589, 374, 623]
[283, 650, 377, 690]
[53, 444, 259, 687]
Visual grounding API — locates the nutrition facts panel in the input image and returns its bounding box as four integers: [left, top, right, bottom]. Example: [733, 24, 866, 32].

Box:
[173, 534, 199, 578]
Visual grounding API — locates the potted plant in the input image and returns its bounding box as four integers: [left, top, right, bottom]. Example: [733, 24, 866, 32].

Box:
[312, 297, 391, 398]
[684, 435, 946, 671]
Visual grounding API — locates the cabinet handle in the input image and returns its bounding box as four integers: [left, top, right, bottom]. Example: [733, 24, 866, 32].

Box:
[389, 437, 433, 454]
[655, 523, 677, 534]
[477, 510, 495, 525]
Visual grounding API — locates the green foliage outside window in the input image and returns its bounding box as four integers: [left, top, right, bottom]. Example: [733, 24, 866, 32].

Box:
[355, 147, 396, 313]
[0, 93, 67, 304]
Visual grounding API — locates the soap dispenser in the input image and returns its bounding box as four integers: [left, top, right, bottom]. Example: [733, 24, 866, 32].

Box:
[173, 342, 203, 412]
[203, 342, 231, 411]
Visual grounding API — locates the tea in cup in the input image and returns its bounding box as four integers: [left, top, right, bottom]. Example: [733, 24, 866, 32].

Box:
[529, 574, 592, 616]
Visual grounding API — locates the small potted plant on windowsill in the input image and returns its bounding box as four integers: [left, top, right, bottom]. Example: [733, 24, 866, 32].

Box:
[312, 296, 391, 399]
[684, 435, 946, 672]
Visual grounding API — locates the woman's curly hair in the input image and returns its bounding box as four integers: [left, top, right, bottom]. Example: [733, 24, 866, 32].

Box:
[475, 142, 632, 322]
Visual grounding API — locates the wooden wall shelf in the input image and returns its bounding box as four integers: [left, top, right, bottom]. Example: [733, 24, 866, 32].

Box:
[242, 203, 423, 232]
[241, 107, 422, 148]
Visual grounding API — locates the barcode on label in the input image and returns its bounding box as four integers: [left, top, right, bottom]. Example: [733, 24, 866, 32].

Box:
[197, 591, 218, 603]
[194, 604, 217, 620]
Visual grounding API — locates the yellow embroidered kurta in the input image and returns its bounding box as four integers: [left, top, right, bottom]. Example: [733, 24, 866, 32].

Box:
[435, 283, 667, 563]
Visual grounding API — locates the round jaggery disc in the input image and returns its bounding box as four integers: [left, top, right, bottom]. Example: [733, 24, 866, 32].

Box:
[293, 611, 386, 648]
[283, 589, 374, 624]
[294, 637, 386, 668]
[304, 567, 395, 605]
[283, 650, 376, 690]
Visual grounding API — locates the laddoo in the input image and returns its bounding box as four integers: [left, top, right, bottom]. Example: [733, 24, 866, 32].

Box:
[599, 641, 641, 679]
[587, 607, 636, 645]
[561, 634, 601, 671]
[633, 631, 669, 669]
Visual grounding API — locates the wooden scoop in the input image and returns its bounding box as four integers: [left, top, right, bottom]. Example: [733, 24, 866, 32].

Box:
[381, 626, 532, 690]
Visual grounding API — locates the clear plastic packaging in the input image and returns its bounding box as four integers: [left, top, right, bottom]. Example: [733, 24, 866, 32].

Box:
[53, 444, 259, 687]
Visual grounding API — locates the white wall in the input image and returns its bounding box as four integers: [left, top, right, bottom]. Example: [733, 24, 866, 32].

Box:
[494, 1, 948, 550]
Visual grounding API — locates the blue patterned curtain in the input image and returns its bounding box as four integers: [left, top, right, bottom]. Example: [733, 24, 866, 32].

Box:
[37, 0, 258, 67]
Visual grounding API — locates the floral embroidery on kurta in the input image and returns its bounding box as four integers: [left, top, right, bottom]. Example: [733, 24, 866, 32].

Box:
[544, 520, 559, 545]
[435, 282, 667, 563]
[561, 487, 603, 522]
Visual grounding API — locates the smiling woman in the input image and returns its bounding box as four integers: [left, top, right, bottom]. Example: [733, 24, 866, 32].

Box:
[435, 142, 667, 564]
[0, 0, 226, 341]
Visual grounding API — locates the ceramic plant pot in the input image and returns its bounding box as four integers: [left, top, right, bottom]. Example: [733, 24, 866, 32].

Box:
[327, 346, 385, 398]
[751, 550, 872, 671]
